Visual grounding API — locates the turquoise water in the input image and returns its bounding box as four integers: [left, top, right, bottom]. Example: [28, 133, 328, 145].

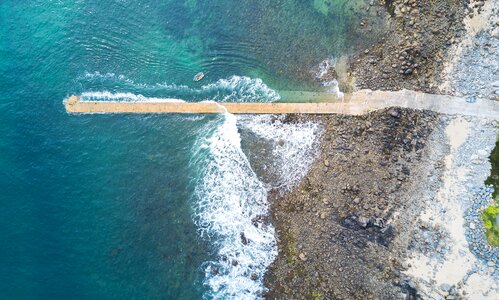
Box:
[0, 1, 378, 299]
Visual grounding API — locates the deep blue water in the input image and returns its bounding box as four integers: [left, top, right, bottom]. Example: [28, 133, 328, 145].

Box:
[0, 1, 379, 299]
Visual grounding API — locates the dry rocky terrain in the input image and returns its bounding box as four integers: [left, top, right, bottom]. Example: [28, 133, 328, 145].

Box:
[264, 109, 444, 299]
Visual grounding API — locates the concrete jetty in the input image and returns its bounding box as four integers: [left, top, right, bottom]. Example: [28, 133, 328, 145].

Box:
[65, 90, 499, 119]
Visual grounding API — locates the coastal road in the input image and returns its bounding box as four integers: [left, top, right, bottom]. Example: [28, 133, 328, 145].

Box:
[65, 90, 499, 119]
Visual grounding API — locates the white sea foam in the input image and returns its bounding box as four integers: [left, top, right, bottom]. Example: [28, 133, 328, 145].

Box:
[80, 72, 319, 299]
[199, 76, 280, 102]
[315, 57, 336, 80]
[191, 113, 322, 299]
[313, 57, 345, 99]
[80, 91, 185, 102]
[322, 79, 344, 99]
[78, 72, 280, 102]
[239, 115, 323, 191]
[191, 114, 277, 300]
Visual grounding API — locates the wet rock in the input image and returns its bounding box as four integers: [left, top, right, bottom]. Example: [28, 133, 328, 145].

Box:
[240, 232, 249, 245]
[371, 217, 385, 228]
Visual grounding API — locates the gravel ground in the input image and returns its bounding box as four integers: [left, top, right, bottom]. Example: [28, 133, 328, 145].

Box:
[404, 116, 498, 299]
[465, 186, 499, 273]
[440, 0, 499, 100]
[345, 0, 469, 93]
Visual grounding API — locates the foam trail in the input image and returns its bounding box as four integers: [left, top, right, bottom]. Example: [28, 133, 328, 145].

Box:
[80, 91, 185, 102]
[191, 114, 277, 300]
[78, 72, 280, 102]
[200, 76, 280, 102]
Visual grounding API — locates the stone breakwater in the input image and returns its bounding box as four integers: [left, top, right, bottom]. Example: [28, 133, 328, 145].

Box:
[64, 90, 499, 118]
[465, 185, 499, 275]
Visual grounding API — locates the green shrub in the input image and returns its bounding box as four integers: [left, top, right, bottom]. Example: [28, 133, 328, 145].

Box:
[481, 203, 499, 247]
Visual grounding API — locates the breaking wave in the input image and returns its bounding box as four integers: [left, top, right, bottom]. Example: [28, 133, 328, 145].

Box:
[80, 91, 185, 102]
[77, 72, 280, 102]
[313, 57, 344, 99]
[191, 113, 322, 299]
[191, 114, 277, 300]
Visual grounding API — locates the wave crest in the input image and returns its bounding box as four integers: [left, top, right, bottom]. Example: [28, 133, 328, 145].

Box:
[77, 72, 280, 102]
[191, 114, 277, 300]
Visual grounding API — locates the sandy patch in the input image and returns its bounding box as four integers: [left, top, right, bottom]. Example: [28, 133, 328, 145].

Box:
[405, 117, 498, 298]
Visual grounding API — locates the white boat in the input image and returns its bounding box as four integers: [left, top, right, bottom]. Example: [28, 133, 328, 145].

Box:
[193, 72, 205, 82]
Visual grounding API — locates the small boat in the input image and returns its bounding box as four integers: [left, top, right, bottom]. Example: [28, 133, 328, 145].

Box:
[193, 72, 205, 82]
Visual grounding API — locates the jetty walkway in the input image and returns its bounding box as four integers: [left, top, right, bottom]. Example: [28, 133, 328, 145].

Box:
[65, 90, 499, 119]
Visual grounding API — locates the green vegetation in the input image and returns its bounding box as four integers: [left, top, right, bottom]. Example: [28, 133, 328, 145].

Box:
[484, 138, 499, 199]
[481, 205, 499, 247]
[310, 291, 322, 300]
[482, 132, 499, 247]
[282, 229, 299, 264]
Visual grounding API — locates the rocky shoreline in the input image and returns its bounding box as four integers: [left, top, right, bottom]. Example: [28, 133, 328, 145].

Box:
[338, 0, 498, 99]
[263, 111, 498, 300]
[347, 0, 468, 93]
[264, 108, 443, 299]
[264, 0, 499, 299]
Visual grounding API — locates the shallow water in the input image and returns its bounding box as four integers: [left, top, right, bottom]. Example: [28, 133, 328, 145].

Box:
[0, 0, 378, 299]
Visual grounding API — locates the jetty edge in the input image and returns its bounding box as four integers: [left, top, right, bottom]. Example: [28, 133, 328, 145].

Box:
[64, 90, 499, 119]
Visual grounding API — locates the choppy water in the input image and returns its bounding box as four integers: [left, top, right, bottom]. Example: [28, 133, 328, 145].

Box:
[0, 0, 379, 299]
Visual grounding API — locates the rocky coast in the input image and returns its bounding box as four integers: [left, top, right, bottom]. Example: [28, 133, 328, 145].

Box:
[264, 0, 499, 299]
[264, 110, 497, 299]
[344, 0, 498, 98]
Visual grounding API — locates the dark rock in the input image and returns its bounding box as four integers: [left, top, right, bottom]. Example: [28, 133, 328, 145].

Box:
[371, 217, 385, 228]
[240, 232, 249, 245]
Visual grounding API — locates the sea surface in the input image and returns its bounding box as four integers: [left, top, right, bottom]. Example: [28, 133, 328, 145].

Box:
[0, 1, 379, 299]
